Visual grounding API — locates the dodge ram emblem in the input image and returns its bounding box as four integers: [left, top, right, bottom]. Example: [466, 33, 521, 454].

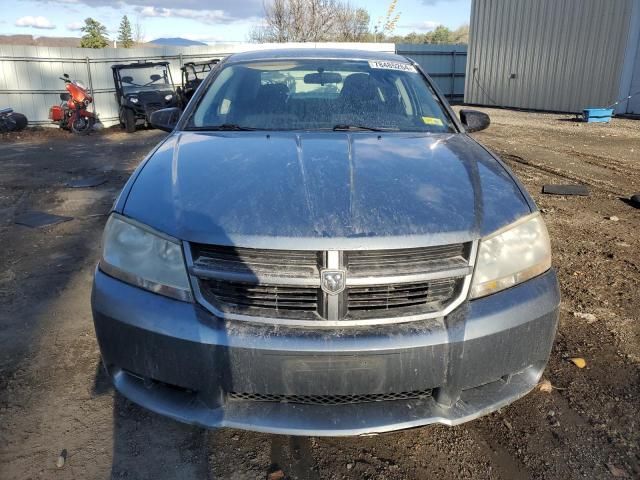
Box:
[321, 269, 346, 295]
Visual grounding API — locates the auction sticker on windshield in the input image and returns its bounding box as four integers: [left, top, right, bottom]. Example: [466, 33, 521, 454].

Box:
[368, 60, 417, 73]
[422, 116, 444, 126]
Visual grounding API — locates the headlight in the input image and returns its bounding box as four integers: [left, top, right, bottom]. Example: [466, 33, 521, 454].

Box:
[129, 97, 139, 104]
[99, 214, 192, 301]
[470, 212, 551, 299]
[164, 94, 173, 101]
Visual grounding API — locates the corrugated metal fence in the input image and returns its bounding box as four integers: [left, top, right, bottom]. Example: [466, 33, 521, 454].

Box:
[465, 0, 638, 113]
[0, 42, 466, 127]
[397, 44, 467, 102]
[0, 44, 236, 126]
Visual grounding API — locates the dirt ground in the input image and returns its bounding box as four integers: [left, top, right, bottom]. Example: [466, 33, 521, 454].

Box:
[0, 109, 638, 480]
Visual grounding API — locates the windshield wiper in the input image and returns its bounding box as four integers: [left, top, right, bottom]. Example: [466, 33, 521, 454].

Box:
[332, 124, 398, 132]
[185, 124, 262, 131]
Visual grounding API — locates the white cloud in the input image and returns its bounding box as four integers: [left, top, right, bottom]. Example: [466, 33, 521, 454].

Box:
[66, 22, 83, 31]
[138, 6, 224, 22]
[15, 16, 56, 29]
[35, 0, 263, 21]
[400, 20, 440, 31]
[137, 6, 254, 25]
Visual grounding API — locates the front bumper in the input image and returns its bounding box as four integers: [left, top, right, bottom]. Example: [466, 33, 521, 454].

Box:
[92, 269, 560, 436]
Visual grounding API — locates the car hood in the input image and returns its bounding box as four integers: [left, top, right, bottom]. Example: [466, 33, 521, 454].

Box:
[122, 131, 532, 248]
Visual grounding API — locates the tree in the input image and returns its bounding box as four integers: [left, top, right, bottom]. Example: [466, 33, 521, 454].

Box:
[133, 17, 145, 44]
[250, 0, 289, 42]
[249, 0, 372, 43]
[404, 31, 426, 43]
[335, 7, 370, 41]
[384, 23, 469, 45]
[374, 0, 401, 42]
[118, 15, 134, 48]
[450, 24, 469, 44]
[80, 18, 108, 48]
[389, 31, 425, 44]
[425, 25, 452, 44]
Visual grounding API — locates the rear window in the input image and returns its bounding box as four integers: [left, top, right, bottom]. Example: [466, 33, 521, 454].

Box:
[187, 59, 455, 132]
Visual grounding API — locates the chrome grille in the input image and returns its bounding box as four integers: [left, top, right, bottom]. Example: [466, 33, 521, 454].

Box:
[347, 278, 459, 319]
[188, 242, 473, 325]
[198, 279, 320, 320]
[228, 389, 433, 405]
[346, 245, 468, 277]
[191, 244, 319, 281]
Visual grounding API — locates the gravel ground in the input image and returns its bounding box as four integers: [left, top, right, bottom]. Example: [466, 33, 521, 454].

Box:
[0, 110, 638, 479]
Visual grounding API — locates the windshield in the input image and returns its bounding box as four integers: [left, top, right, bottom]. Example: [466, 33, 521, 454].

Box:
[186, 59, 455, 132]
[119, 65, 171, 94]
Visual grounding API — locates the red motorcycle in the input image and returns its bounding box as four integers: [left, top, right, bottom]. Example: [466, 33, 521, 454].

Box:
[49, 73, 96, 135]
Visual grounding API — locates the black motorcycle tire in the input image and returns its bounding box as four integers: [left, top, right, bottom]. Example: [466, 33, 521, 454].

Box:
[123, 108, 136, 133]
[0, 112, 28, 133]
[9, 113, 28, 132]
[71, 115, 94, 135]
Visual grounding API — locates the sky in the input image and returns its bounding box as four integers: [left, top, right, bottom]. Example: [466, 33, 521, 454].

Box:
[0, 0, 471, 44]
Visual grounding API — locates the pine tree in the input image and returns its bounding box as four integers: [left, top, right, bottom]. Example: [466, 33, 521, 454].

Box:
[80, 18, 109, 48]
[118, 15, 134, 48]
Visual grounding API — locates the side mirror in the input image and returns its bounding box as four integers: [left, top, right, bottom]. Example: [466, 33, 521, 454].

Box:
[459, 109, 490, 133]
[149, 107, 181, 132]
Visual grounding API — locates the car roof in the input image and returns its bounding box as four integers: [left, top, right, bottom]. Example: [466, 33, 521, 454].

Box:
[224, 48, 408, 64]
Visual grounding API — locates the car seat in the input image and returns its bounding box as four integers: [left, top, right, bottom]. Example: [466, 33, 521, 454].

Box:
[340, 73, 382, 114]
[255, 83, 290, 114]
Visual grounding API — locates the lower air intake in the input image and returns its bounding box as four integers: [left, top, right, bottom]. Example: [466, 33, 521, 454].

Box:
[228, 389, 433, 406]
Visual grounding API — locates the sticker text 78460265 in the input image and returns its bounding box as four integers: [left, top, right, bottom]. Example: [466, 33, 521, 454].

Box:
[368, 60, 417, 73]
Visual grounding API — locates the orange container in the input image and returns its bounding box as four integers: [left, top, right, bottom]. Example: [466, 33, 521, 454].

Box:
[49, 105, 64, 121]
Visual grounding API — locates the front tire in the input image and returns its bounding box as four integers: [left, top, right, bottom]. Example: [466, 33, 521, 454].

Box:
[9, 113, 28, 131]
[71, 115, 94, 135]
[123, 108, 136, 133]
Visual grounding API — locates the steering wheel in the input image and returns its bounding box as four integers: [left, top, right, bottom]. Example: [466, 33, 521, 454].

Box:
[143, 74, 163, 87]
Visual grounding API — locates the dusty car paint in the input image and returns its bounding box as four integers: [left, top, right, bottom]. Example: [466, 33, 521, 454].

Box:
[122, 132, 532, 248]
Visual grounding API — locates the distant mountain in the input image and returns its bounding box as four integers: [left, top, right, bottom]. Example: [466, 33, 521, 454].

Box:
[149, 37, 207, 47]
